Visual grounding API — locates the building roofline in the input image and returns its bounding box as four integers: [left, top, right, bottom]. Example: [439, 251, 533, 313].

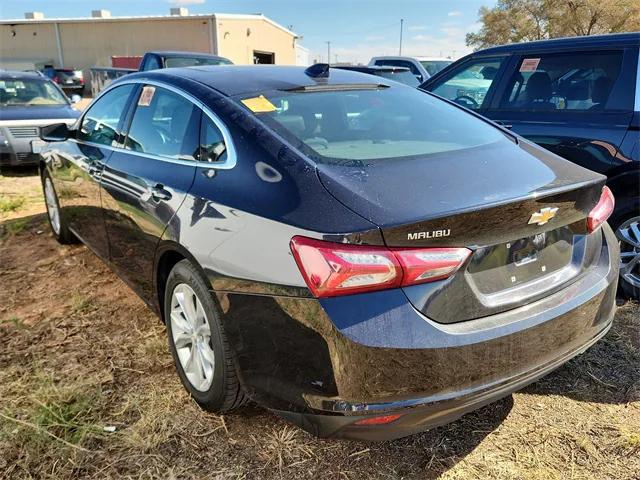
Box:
[0, 12, 298, 38]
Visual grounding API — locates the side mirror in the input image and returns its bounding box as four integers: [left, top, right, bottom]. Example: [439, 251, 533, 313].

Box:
[70, 94, 82, 104]
[40, 123, 71, 142]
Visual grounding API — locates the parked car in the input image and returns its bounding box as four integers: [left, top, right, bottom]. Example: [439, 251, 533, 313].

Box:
[0, 70, 80, 168]
[420, 32, 639, 300]
[38, 64, 618, 440]
[88, 51, 235, 97]
[333, 65, 420, 86]
[138, 51, 233, 71]
[369, 56, 452, 82]
[42, 67, 86, 95]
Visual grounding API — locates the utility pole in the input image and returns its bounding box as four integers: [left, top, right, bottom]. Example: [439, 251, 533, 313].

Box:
[326, 41, 331, 65]
[399, 19, 404, 55]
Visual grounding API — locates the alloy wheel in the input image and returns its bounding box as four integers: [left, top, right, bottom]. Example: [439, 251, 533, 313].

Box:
[616, 216, 640, 292]
[44, 177, 61, 235]
[170, 283, 215, 392]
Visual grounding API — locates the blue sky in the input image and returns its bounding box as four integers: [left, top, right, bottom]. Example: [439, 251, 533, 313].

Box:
[0, 0, 495, 64]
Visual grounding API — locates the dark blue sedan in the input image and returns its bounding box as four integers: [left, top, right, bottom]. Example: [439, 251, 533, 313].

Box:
[0, 71, 80, 167]
[38, 64, 618, 440]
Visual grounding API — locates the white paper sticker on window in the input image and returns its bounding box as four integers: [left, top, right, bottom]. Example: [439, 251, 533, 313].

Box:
[519, 58, 541, 72]
[138, 86, 155, 106]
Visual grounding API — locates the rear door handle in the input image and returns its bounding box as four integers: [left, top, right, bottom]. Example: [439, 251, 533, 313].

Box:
[149, 184, 172, 201]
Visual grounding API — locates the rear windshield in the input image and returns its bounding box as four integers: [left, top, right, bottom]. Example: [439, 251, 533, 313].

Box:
[240, 85, 507, 163]
[55, 70, 77, 81]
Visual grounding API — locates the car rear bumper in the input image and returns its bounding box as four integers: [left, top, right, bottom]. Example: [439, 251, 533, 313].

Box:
[275, 317, 612, 440]
[217, 224, 619, 440]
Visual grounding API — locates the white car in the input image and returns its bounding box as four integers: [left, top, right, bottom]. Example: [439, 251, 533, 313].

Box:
[369, 56, 452, 82]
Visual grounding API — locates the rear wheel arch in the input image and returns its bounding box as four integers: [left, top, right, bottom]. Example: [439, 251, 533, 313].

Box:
[154, 242, 210, 323]
[605, 163, 640, 228]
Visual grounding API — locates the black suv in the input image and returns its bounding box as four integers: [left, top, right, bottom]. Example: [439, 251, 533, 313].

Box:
[421, 33, 640, 299]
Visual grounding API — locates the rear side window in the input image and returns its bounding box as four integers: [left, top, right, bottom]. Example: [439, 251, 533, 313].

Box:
[78, 84, 135, 146]
[242, 86, 508, 163]
[125, 86, 200, 160]
[498, 51, 623, 111]
[199, 115, 227, 163]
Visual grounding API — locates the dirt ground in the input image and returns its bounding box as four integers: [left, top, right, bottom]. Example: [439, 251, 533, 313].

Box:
[1, 169, 639, 480]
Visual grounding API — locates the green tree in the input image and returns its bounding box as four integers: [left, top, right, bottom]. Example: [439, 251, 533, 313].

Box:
[466, 0, 640, 50]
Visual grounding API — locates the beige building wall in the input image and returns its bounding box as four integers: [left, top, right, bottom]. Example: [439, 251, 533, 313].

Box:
[58, 19, 213, 69]
[216, 17, 296, 65]
[0, 22, 59, 64]
[0, 14, 298, 74]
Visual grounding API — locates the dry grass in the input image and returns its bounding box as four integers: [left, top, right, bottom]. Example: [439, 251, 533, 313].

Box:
[0, 169, 639, 479]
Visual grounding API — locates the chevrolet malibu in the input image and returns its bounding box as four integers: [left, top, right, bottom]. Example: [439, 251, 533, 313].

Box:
[38, 65, 619, 440]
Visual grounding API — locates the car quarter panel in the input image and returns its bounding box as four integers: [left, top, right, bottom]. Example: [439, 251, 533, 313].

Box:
[212, 223, 618, 414]
[150, 76, 383, 296]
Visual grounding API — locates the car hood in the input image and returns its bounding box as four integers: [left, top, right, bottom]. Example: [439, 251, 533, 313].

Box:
[0, 105, 80, 122]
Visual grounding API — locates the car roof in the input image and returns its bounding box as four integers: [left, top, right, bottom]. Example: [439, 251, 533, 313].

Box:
[0, 70, 47, 80]
[147, 51, 229, 60]
[475, 32, 640, 55]
[127, 65, 401, 97]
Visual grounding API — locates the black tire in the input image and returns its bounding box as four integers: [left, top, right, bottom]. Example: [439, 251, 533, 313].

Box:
[41, 170, 77, 245]
[610, 204, 640, 301]
[164, 259, 246, 412]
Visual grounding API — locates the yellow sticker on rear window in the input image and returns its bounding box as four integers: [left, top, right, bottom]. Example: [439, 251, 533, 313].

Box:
[241, 95, 277, 113]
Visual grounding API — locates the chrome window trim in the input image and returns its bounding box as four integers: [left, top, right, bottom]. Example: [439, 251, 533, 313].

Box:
[76, 78, 237, 170]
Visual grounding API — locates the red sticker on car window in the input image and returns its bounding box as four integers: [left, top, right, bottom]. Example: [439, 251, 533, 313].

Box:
[138, 86, 155, 106]
[520, 58, 541, 72]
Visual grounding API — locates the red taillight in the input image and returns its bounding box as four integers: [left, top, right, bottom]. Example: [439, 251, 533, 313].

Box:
[290, 236, 471, 298]
[587, 186, 615, 233]
[290, 237, 402, 297]
[394, 247, 472, 286]
[354, 413, 403, 426]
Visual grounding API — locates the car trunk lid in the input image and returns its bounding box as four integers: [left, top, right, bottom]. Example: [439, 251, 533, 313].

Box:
[317, 139, 607, 322]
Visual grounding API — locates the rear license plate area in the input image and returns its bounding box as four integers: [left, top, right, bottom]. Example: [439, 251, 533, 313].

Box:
[467, 226, 575, 294]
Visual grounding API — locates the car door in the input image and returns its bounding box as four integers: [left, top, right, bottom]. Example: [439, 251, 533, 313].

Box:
[100, 82, 200, 302]
[48, 83, 136, 259]
[485, 48, 637, 175]
[421, 55, 513, 113]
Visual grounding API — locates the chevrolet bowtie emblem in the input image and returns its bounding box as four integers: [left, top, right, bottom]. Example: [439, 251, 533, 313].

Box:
[528, 207, 559, 226]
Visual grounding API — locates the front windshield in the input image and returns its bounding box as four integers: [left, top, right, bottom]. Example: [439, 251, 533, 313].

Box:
[165, 57, 232, 68]
[0, 78, 68, 106]
[240, 85, 507, 163]
[420, 60, 452, 76]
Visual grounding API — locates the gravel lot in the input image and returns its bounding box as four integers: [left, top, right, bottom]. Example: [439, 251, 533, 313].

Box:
[1, 169, 639, 479]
